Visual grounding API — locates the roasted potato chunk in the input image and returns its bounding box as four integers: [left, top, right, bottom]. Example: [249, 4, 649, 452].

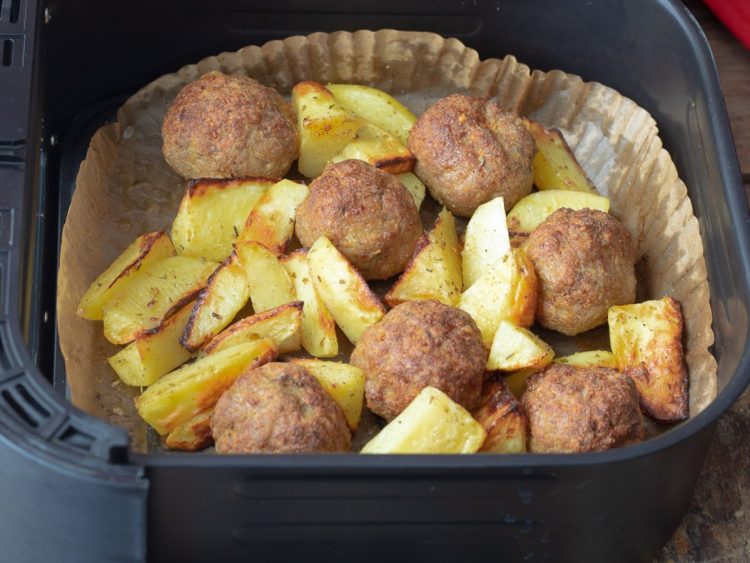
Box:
[107, 301, 194, 386]
[506, 250, 537, 328]
[170, 177, 273, 262]
[293, 81, 361, 178]
[238, 179, 309, 255]
[507, 189, 610, 234]
[289, 359, 365, 430]
[102, 256, 217, 345]
[236, 241, 296, 314]
[361, 386, 486, 454]
[608, 297, 688, 421]
[77, 231, 175, 321]
[331, 122, 414, 174]
[326, 83, 417, 145]
[523, 119, 597, 193]
[396, 172, 426, 210]
[462, 197, 511, 289]
[280, 250, 338, 357]
[555, 350, 617, 369]
[459, 249, 537, 347]
[487, 321, 554, 371]
[203, 301, 303, 356]
[164, 408, 214, 452]
[307, 236, 386, 344]
[181, 252, 250, 352]
[136, 338, 277, 435]
[385, 208, 462, 308]
[473, 376, 528, 453]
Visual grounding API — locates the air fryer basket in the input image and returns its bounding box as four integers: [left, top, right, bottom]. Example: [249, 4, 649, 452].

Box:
[0, 0, 748, 561]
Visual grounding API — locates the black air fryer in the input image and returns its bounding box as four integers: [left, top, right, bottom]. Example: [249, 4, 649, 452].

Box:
[1, 1, 748, 561]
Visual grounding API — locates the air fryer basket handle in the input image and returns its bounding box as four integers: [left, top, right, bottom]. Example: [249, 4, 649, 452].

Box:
[0, 124, 148, 563]
[0, 161, 132, 461]
[0, 0, 133, 467]
[0, 2, 148, 562]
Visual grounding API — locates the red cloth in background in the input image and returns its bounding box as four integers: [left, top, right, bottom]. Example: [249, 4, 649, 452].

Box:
[704, 0, 750, 50]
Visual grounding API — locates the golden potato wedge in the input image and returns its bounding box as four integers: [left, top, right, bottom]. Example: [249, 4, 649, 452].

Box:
[473, 376, 528, 453]
[385, 208, 462, 308]
[280, 250, 338, 357]
[361, 386, 486, 454]
[107, 301, 195, 386]
[554, 350, 617, 369]
[459, 262, 513, 348]
[397, 172, 426, 210]
[487, 321, 554, 372]
[507, 189, 610, 234]
[77, 231, 175, 321]
[289, 359, 365, 430]
[523, 119, 597, 193]
[136, 338, 278, 435]
[180, 252, 250, 352]
[235, 241, 296, 314]
[503, 368, 538, 399]
[203, 301, 303, 356]
[238, 179, 309, 255]
[164, 408, 214, 452]
[102, 256, 217, 345]
[307, 236, 386, 344]
[459, 249, 537, 347]
[326, 83, 417, 145]
[462, 197, 511, 289]
[170, 177, 274, 262]
[293, 81, 362, 178]
[608, 297, 688, 421]
[507, 249, 538, 328]
[331, 122, 414, 174]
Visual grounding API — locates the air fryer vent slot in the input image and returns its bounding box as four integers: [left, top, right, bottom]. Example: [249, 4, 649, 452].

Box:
[0, 0, 21, 24]
[0, 207, 13, 248]
[9, 0, 20, 23]
[1, 38, 11, 66]
[57, 425, 95, 451]
[0, 329, 11, 371]
[0, 138, 24, 149]
[0, 142, 24, 167]
[0, 35, 22, 68]
[15, 383, 50, 418]
[1, 388, 38, 428]
[0, 380, 56, 430]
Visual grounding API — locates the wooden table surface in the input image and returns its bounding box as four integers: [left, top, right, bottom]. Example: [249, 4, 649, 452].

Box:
[659, 2, 750, 562]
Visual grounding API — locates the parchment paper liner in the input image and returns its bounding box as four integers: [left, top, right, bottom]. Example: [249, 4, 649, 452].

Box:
[57, 31, 716, 453]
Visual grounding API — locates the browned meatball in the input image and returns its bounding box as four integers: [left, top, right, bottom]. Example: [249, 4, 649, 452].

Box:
[350, 300, 486, 421]
[212, 362, 350, 454]
[162, 71, 299, 179]
[524, 208, 636, 336]
[408, 94, 535, 217]
[522, 364, 645, 453]
[295, 159, 422, 280]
